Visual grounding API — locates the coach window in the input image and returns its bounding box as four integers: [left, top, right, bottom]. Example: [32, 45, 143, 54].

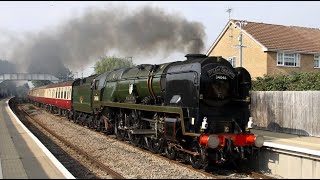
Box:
[66, 90, 69, 99]
[64, 90, 67, 99]
[56, 89, 58, 98]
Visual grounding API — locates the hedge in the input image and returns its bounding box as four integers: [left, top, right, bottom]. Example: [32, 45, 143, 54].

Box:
[252, 72, 320, 91]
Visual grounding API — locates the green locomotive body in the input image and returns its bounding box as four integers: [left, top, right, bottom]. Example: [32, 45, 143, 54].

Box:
[98, 63, 172, 104]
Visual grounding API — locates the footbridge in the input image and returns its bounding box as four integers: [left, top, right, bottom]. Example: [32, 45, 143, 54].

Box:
[0, 73, 60, 84]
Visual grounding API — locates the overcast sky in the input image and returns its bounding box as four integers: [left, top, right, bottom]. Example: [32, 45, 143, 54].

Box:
[1, 1, 319, 77]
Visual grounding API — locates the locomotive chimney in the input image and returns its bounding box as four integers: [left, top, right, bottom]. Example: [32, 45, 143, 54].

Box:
[185, 54, 207, 61]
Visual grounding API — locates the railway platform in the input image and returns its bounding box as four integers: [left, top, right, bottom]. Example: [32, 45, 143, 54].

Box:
[250, 128, 320, 179]
[0, 98, 75, 179]
[251, 129, 320, 156]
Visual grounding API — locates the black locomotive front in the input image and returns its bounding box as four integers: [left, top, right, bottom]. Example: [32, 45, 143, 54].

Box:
[164, 54, 248, 134]
[163, 54, 263, 167]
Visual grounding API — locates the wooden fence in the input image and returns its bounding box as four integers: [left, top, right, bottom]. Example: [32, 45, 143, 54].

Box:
[250, 91, 320, 137]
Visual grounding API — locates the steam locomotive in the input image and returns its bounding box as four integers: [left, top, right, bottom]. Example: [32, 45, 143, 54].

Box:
[28, 54, 264, 169]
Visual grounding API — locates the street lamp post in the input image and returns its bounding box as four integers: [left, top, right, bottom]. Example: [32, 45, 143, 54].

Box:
[235, 20, 247, 67]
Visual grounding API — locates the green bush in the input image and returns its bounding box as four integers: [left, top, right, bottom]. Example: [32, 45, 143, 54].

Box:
[252, 72, 320, 91]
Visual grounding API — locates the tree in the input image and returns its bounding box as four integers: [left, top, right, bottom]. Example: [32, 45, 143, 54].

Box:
[94, 56, 134, 74]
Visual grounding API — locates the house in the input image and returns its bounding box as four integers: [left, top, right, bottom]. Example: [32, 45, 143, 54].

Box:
[206, 19, 320, 78]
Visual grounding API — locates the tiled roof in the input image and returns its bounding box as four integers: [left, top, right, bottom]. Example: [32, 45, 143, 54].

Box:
[231, 19, 320, 53]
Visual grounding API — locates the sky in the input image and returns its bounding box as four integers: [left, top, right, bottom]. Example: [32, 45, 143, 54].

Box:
[0, 1, 320, 78]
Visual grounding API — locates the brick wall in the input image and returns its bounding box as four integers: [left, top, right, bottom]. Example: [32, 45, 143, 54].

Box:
[208, 23, 267, 79]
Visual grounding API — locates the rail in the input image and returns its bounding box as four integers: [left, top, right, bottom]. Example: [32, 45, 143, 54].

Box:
[18, 106, 125, 179]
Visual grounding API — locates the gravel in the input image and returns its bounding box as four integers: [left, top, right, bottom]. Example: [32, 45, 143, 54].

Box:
[20, 104, 214, 179]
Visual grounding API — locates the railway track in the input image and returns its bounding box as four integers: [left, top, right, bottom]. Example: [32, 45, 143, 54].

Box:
[15, 103, 125, 179]
[57, 113, 275, 179]
[15, 101, 276, 179]
[111, 137, 276, 179]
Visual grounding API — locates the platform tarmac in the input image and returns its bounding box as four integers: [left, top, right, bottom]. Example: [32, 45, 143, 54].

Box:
[0, 98, 74, 179]
[251, 129, 320, 156]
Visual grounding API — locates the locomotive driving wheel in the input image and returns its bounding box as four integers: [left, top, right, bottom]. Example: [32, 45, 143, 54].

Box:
[87, 117, 95, 129]
[114, 122, 126, 141]
[188, 143, 202, 169]
[148, 137, 162, 154]
[73, 111, 78, 123]
[128, 133, 140, 146]
[164, 143, 176, 160]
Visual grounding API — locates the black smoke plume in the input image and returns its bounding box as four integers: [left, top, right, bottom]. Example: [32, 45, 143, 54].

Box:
[10, 5, 206, 76]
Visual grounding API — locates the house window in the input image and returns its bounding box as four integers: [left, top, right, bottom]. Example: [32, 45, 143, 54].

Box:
[227, 56, 236, 67]
[314, 55, 320, 68]
[277, 52, 300, 67]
